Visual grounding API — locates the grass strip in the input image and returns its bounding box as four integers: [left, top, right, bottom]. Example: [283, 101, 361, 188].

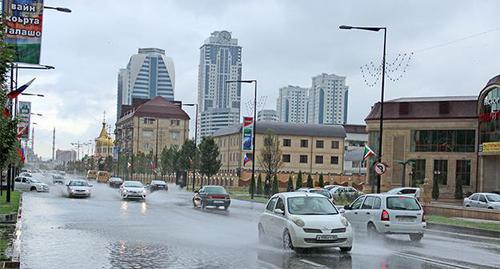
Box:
[0, 191, 20, 215]
[427, 215, 500, 232]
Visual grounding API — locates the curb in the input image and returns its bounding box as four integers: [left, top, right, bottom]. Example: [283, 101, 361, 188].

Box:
[427, 222, 500, 238]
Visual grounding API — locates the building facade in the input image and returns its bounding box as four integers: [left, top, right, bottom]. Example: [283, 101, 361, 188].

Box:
[343, 124, 368, 175]
[257, 109, 279, 122]
[213, 122, 345, 175]
[277, 85, 309, 123]
[308, 73, 349, 125]
[94, 121, 114, 158]
[115, 96, 190, 157]
[365, 96, 479, 197]
[197, 31, 242, 139]
[55, 149, 76, 164]
[117, 48, 175, 120]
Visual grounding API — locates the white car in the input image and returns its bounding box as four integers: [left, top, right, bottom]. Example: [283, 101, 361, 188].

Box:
[52, 174, 65, 184]
[14, 176, 49, 192]
[19, 172, 32, 178]
[258, 192, 353, 252]
[343, 194, 426, 241]
[464, 193, 500, 210]
[120, 181, 147, 200]
[386, 187, 421, 199]
[66, 179, 93, 198]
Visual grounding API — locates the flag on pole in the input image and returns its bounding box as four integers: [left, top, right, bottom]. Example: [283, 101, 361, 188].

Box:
[243, 153, 250, 166]
[18, 147, 25, 163]
[7, 78, 36, 100]
[2, 107, 11, 118]
[363, 145, 376, 160]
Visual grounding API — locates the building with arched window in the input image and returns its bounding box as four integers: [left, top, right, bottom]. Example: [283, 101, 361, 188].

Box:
[478, 75, 500, 192]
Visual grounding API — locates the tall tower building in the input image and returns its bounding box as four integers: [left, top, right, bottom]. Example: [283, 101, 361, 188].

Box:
[308, 73, 349, 125]
[117, 48, 175, 120]
[277, 85, 309, 123]
[197, 31, 242, 139]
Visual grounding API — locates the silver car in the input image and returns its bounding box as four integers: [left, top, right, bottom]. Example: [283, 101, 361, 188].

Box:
[464, 193, 500, 210]
[343, 194, 426, 241]
[120, 181, 147, 200]
[386, 187, 421, 200]
[66, 180, 93, 198]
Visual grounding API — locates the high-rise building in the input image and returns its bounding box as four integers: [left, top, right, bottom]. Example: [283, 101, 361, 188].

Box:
[117, 48, 175, 120]
[55, 149, 76, 164]
[257, 109, 279, 122]
[197, 31, 242, 139]
[277, 85, 309, 123]
[308, 73, 349, 125]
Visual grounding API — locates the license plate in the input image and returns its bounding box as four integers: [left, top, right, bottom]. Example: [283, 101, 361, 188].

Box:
[213, 201, 224, 204]
[316, 235, 337, 241]
[397, 217, 416, 222]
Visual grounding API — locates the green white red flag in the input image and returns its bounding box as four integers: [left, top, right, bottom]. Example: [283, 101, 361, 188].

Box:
[363, 145, 376, 160]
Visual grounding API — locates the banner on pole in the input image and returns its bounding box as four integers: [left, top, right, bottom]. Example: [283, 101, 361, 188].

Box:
[2, 0, 44, 64]
[242, 117, 253, 151]
[17, 101, 31, 139]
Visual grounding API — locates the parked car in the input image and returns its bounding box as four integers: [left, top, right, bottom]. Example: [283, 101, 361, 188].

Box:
[14, 176, 49, 192]
[386, 187, 421, 199]
[297, 187, 335, 204]
[120, 181, 147, 200]
[329, 186, 363, 200]
[258, 192, 353, 252]
[96, 171, 110, 183]
[343, 194, 426, 241]
[87, 170, 97, 180]
[192, 185, 230, 210]
[19, 172, 32, 178]
[108, 177, 123, 188]
[52, 174, 65, 184]
[464, 193, 500, 210]
[150, 180, 168, 191]
[66, 179, 93, 198]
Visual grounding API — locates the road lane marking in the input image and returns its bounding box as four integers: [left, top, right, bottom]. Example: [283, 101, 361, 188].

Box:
[395, 251, 487, 269]
[299, 259, 322, 267]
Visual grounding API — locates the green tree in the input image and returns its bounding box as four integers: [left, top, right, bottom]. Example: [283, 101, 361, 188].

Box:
[257, 130, 283, 181]
[295, 171, 303, 189]
[161, 146, 179, 178]
[287, 175, 294, 192]
[272, 174, 279, 194]
[306, 174, 313, 188]
[198, 136, 221, 186]
[432, 176, 440, 200]
[178, 139, 198, 183]
[256, 174, 263, 195]
[318, 173, 324, 187]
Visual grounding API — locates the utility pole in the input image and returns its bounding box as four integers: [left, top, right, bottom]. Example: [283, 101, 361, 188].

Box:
[52, 128, 56, 161]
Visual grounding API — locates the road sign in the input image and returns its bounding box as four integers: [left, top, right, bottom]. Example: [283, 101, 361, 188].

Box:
[374, 162, 387, 175]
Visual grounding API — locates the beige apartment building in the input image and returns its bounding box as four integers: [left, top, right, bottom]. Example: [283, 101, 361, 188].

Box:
[115, 96, 190, 156]
[213, 122, 346, 176]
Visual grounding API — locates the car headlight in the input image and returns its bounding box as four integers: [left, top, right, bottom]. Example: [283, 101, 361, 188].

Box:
[341, 217, 350, 227]
[292, 217, 305, 227]
[142, 190, 147, 194]
[123, 189, 128, 193]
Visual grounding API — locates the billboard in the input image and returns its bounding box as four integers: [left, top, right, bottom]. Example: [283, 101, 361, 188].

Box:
[242, 117, 253, 151]
[2, 0, 44, 64]
[17, 101, 31, 139]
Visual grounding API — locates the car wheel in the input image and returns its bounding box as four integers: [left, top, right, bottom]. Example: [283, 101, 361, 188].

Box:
[465, 204, 470, 207]
[258, 224, 265, 244]
[488, 207, 494, 209]
[282, 229, 293, 250]
[367, 223, 379, 239]
[409, 234, 423, 242]
[30, 186, 37, 191]
[340, 247, 352, 252]
[224, 205, 229, 211]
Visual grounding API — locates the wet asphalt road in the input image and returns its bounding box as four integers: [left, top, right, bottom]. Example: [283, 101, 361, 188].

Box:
[19, 173, 500, 269]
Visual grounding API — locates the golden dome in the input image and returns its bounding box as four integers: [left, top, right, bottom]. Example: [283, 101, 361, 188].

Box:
[95, 122, 114, 147]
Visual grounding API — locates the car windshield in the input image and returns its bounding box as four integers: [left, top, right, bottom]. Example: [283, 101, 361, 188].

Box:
[287, 196, 338, 215]
[30, 178, 40, 183]
[152, 181, 166, 185]
[387, 189, 402, 194]
[386, 197, 421, 211]
[204, 186, 227, 194]
[124, 182, 143, 188]
[310, 189, 332, 198]
[486, 194, 500, 202]
[69, 181, 89, 187]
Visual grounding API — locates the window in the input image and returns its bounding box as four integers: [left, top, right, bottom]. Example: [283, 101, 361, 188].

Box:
[411, 159, 426, 186]
[299, 155, 308, 164]
[316, 140, 324, 148]
[479, 195, 487, 203]
[351, 196, 365, 210]
[143, 118, 155, 124]
[171, 119, 180, 126]
[386, 197, 421, 210]
[361, 196, 375, 209]
[142, 130, 153, 138]
[14, 177, 21, 183]
[283, 139, 291, 147]
[170, 131, 179, 141]
[331, 141, 339, 149]
[330, 156, 339, 165]
[470, 194, 479, 201]
[300, 139, 308, 148]
[456, 160, 471, 186]
[315, 155, 323, 164]
[373, 197, 381, 209]
[275, 198, 285, 211]
[282, 154, 291, 163]
[143, 143, 150, 150]
[412, 130, 475, 152]
[433, 160, 448, 185]
[266, 197, 278, 211]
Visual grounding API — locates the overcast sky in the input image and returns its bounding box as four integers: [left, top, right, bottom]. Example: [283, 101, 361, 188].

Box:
[19, 0, 500, 159]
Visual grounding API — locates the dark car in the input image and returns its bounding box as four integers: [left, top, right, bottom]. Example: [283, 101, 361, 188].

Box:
[150, 180, 168, 191]
[192, 185, 231, 210]
[108, 177, 123, 188]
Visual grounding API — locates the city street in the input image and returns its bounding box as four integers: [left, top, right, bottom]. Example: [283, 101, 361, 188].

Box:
[19, 174, 500, 269]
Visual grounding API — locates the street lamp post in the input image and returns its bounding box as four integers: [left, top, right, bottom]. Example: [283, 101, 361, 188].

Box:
[182, 103, 198, 191]
[226, 80, 257, 199]
[339, 25, 387, 193]
[43, 6, 72, 13]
